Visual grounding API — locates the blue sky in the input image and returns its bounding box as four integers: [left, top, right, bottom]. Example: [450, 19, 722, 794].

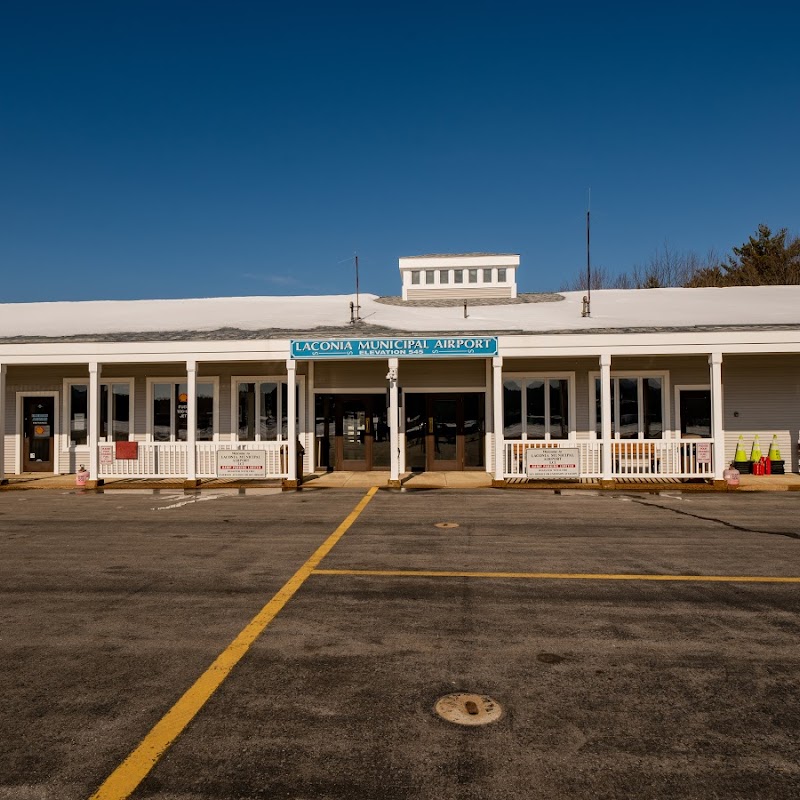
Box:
[1, 1, 798, 302]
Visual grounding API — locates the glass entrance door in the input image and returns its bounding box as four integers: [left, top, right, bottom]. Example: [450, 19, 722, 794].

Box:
[22, 397, 55, 472]
[430, 396, 460, 470]
[404, 393, 485, 472]
[340, 397, 370, 470]
[315, 394, 389, 471]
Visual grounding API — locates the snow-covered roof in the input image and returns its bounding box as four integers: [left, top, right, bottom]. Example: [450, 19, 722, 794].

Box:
[0, 286, 798, 342]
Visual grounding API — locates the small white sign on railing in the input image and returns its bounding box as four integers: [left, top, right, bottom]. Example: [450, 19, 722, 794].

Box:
[217, 450, 267, 478]
[695, 441, 712, 465]
[526, 448, 581, 479]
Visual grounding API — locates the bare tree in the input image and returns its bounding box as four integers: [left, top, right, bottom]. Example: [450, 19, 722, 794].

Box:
[561, 244, 722, 291]
[560, 265, 631, 291]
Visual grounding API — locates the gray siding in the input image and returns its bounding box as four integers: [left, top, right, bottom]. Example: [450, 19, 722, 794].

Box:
[723, 355, 800, 471]
[401, 359, 487, 389]
[315, 360, 392, 389]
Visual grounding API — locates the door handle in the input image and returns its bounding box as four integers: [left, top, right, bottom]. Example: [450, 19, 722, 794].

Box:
[366, 417, 371, 433]
[428, 417, 433, 433]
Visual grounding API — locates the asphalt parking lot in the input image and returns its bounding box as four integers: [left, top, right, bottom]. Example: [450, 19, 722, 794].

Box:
[1, 488, 800, 799]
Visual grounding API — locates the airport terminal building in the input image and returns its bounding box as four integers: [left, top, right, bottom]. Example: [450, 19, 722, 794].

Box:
[1, 253, 799, 486]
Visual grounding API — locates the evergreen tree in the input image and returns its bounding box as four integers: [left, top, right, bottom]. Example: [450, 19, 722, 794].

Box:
[720, 224, 800, 285]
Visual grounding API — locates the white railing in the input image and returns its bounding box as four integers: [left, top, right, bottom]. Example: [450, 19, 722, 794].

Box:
[503, 439, 715, 480]
[504, 440, 602, 478]
[98, 442, 187, 478]
[196, 441, 288, 478]
[98, 441, 289, 479]
[610, 439, 714, 478]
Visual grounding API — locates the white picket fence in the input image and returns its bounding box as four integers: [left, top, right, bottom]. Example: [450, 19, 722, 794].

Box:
[97, 441, 289, 479]
[503, 439, 715, 480]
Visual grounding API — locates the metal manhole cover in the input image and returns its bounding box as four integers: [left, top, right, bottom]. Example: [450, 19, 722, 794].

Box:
[536, 652, 564, 664]
[434, 522, 460, 529]
[434, 693, 502, 726]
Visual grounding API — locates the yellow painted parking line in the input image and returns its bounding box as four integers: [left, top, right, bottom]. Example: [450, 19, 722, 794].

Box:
[313, 568, 800, 583]
[89, 487, 379, 800]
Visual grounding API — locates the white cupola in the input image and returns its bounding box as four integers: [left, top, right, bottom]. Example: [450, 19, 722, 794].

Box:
[399, 253, 519, 301]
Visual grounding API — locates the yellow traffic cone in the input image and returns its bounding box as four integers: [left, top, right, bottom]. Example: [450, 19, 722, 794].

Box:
[734, 435, 748, 462]
[768, 435, 781, 461]
[750, 435, 762, 462]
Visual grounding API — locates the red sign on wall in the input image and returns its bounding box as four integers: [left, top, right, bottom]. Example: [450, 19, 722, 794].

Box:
[115, 441, 139, 460]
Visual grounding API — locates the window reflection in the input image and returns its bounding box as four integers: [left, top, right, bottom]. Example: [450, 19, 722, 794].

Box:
[152, 382, 214, 441]
[595, 377, 663, 439]
[506, 377, 569, 439]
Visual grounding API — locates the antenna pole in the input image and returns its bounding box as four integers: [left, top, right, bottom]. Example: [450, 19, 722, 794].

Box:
[354, 253, 360, 321]
[585, 188, 591, 317]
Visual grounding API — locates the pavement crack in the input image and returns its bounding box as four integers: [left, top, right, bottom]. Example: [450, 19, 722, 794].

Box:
[623, 495, 800, 540]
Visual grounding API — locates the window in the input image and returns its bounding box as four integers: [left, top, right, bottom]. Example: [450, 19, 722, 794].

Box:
[65, 380, 132, 446]
[498, 268, 507, 282]
[150, 381, 215, 441]
[101, 384, 131, 441]
[594, 376, 664, 439]
[483, 268, 492, 283]
[503, 376, 571, 439]
[439, 270, 450, 284]
[425, 270, 435, 285]
[411, 270, 420, 284]
[69, 384, 88, 446]
[468, 269, 478, 283]
[236, 380, 299, 440]
[503, 379, 523, 438]
[454, 269, 463, 283]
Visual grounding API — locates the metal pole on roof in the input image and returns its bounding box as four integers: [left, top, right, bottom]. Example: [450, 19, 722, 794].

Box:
[354, 253, 361, 321]
[584, 188, 592, 317]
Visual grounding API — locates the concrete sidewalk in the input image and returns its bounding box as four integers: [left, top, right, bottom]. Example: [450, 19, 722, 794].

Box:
[301, 471, 494, 489]
[0, 475, 282, 491]
[2, 471, 800, 492]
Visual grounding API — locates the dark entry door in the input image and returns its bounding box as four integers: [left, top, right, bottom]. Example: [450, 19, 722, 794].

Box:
[339, 396, 371, 470]
[429, 395, 460, 470]
[315, 394, 389, 471]
[22, 397, 55, 472]
[405, 393, 485, 472]
[679, 389, 712, 438]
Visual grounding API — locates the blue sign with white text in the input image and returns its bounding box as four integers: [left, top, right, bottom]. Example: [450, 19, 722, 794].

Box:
[291, 336, 498, 359]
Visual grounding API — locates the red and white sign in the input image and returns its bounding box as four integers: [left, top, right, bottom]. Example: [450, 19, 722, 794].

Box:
[217, 450, 267, 478]
[695, 441, 712, 465]
[525, 448, 581, 479]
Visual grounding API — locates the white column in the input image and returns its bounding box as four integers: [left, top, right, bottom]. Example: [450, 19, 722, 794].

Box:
[286, 359, 297, 481]
[0, 364, 6, 482]
[388, 358, 400, 483]
[186, 360, 197, 482]
[709, 352, 724, 480]
[88, 362, 101, 481]
[307, 361, 315, 472]
[484, 358, 493, 470]
[492, 356, 504, 480]
[600, 354, 613, 481]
